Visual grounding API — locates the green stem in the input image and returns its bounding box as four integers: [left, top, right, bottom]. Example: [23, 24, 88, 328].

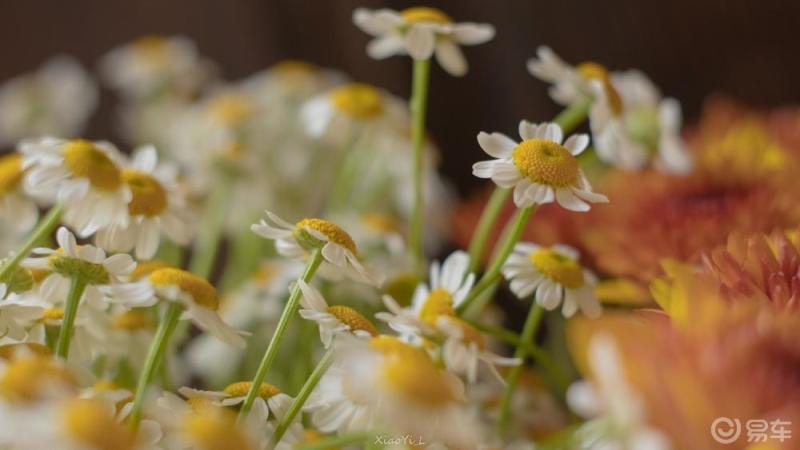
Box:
[466, 187, 510, 273]
[0, 204, 64, 281]
[497, 303, 545, 434]
[270, 346, 334, 448]
[129, 302, 183, 431]
[239, 248, 324, 418]
[189, 169, 236, 278]
[55, 276, 87, 359]
[409, 58, 431, 279]
[294, 431, 375, 450]
[457, 207, 535, 315]
[554, 95, 593, 133]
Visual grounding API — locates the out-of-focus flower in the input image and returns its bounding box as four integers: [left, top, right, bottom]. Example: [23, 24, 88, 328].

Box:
[0, 283, 43, 342]
[0, 57, 97, 147]
[21, 138, 132, 237]
[251, 211, 381, 286]
[472, 121, 607, 211]
[94, 145, 193, 259]
[502, 242, 601, 318]
[353, 7, 494, 76]
[178, 381, 291, 415]
[297, 280, 378, 347]
[0, 153, 38, 232]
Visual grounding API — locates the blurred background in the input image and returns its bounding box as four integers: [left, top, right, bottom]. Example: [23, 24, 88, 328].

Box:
[2, 0, 800, 195]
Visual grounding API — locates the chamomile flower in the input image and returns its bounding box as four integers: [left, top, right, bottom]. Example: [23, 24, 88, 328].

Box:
[0, 153, 39, 232]
[94, 145, 193, 259]
[22, 227, 155, 310]
[0, 284, 43, 342]
[297, 280, 378, 348]
[20, 138, 132, 237]
[305, 335, 478, 448]
[502, 242, 601, 318]
[0, 56, 98, 147]
[527, 46, 613, 107]
[251, 211, 381, 286]
[472, 121, 608, 211]
[147, 267, 246, 348]
[178, 380, 292, 415]
[353, 7, 495, 76]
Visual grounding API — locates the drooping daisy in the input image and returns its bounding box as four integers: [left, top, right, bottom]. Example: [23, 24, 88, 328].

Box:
[0, 56, 98, 147]
[178, 380, 292, 415]
[20, 138, 132, 237]
[251, 211, 381, 286]
[502, 242, 601, 318]
[472, 121, 608, 211]
[22, 227, 155, 310]
[527, 46, 614, 107]
[147, 267, 246, 348]
[0, 153, 39, 232]
[353, 7, 495, 76]
[94, 145, 193, 259]
[297, 280, 378, 348]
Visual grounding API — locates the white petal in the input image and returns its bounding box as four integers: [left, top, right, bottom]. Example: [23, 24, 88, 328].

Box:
[405, 26, 435, 60]
[477, 132, 516, 158]
[452, 23, 495, 45]
[367, 35, 405, 59]
[563, 134, 590, 155]
[435, 40, 467, 76]
[556, 188, 590, 212]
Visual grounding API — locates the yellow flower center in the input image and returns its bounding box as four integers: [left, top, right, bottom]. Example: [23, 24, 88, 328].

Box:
[529, 248, 584, 289]
[272, 60, 319, 77]
[329, 83, 384, 119]
[129, 260, 172, 281]
[62, 398, 135, 450]
[187, 397, 216, 412]
[223, 381, 280, 399]
[149, 268, 218, 310]
[0, 356, 76, 402]
[512, 139, 579, 187]
[133, 35, 168, 65]
[209, 94, 253, 126]
[420, 288, 456, 325]
[0, 343, 51, 360]
[369, 335, 429, 361]
[42, 307, 65, 322]
[49, 252, 111, 285]
[184, 409, 254, 450]
[381, 351, 457, 407]
[112, 311, 153, 330]
[63, 140, 123, 192]
[0, 154, 24, 195]
[122, 170, 168, 216]
[576, 62, 623, 115]
[361, 212, 401, 234]
[401, 7, 452, 24]
[327, 305, 379, 336]
[295, 218, 357, 254]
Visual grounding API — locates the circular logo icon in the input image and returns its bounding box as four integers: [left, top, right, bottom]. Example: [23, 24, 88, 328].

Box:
[710, 417, 742, 445]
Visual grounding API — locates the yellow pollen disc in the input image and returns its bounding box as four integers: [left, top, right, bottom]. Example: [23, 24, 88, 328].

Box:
[381, 352, 456, 407]
[49, 253, 110, 285]
[149, 268, 218, 310]
[42, 307, 65, 322]
[133, 35, 168, 65]
[329, 83, 384, 119]
[112, 311, 153, 330]
[223, 381, 280, 399]
[63, 139, 123, 192]
[512, 139, 579, 188]
[401, 6, 452, 24]
[296, 218, 357, 254]
[438, 316, 485, 350]
[576, 62, 623, 115]
[369, 335, 430, 362]
[0, 343, 51, 360]
[252, 264, 279, 284]
[0, 356, 76, 402]
[0, 154, 24, 195]
[361, 212, 401, 234]
[420, 288, 456, 325]
[327, 305, 379, 336]
[529, 248, 584, 289]
[122, 170, 168, 216]
[187, 396, 216, 412]
[129, 260, 172, 281]
[62, 398, 135, 450]
[209, 94, 252, 126]
[272, 60, 319, 76]
[184, 409, 254, 450]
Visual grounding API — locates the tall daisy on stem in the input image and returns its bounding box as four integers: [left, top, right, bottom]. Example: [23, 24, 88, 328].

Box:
[352, 6, 494, 277]
[240, 212, 377, 418]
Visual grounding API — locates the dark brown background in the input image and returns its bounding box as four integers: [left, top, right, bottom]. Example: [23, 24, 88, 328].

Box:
[2, 0, 799, 195]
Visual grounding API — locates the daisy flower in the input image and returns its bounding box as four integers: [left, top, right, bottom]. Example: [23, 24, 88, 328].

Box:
[178, 380, 292, 415]
[20, 138, 132, 237]
[353, 7, 495, 76]
[0, 56, 97, 147]
[502, 242, 601, 318]
[94, 145, 193, 259]
[527, 46, 613, 107]
[22, 227, 154, 310]
[147, 267, 246, 348]
[251, 211, 381, 286]
[0, 153, 39, 233]
[297, 280, 378, 348]
[473, 121, 608, 211]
